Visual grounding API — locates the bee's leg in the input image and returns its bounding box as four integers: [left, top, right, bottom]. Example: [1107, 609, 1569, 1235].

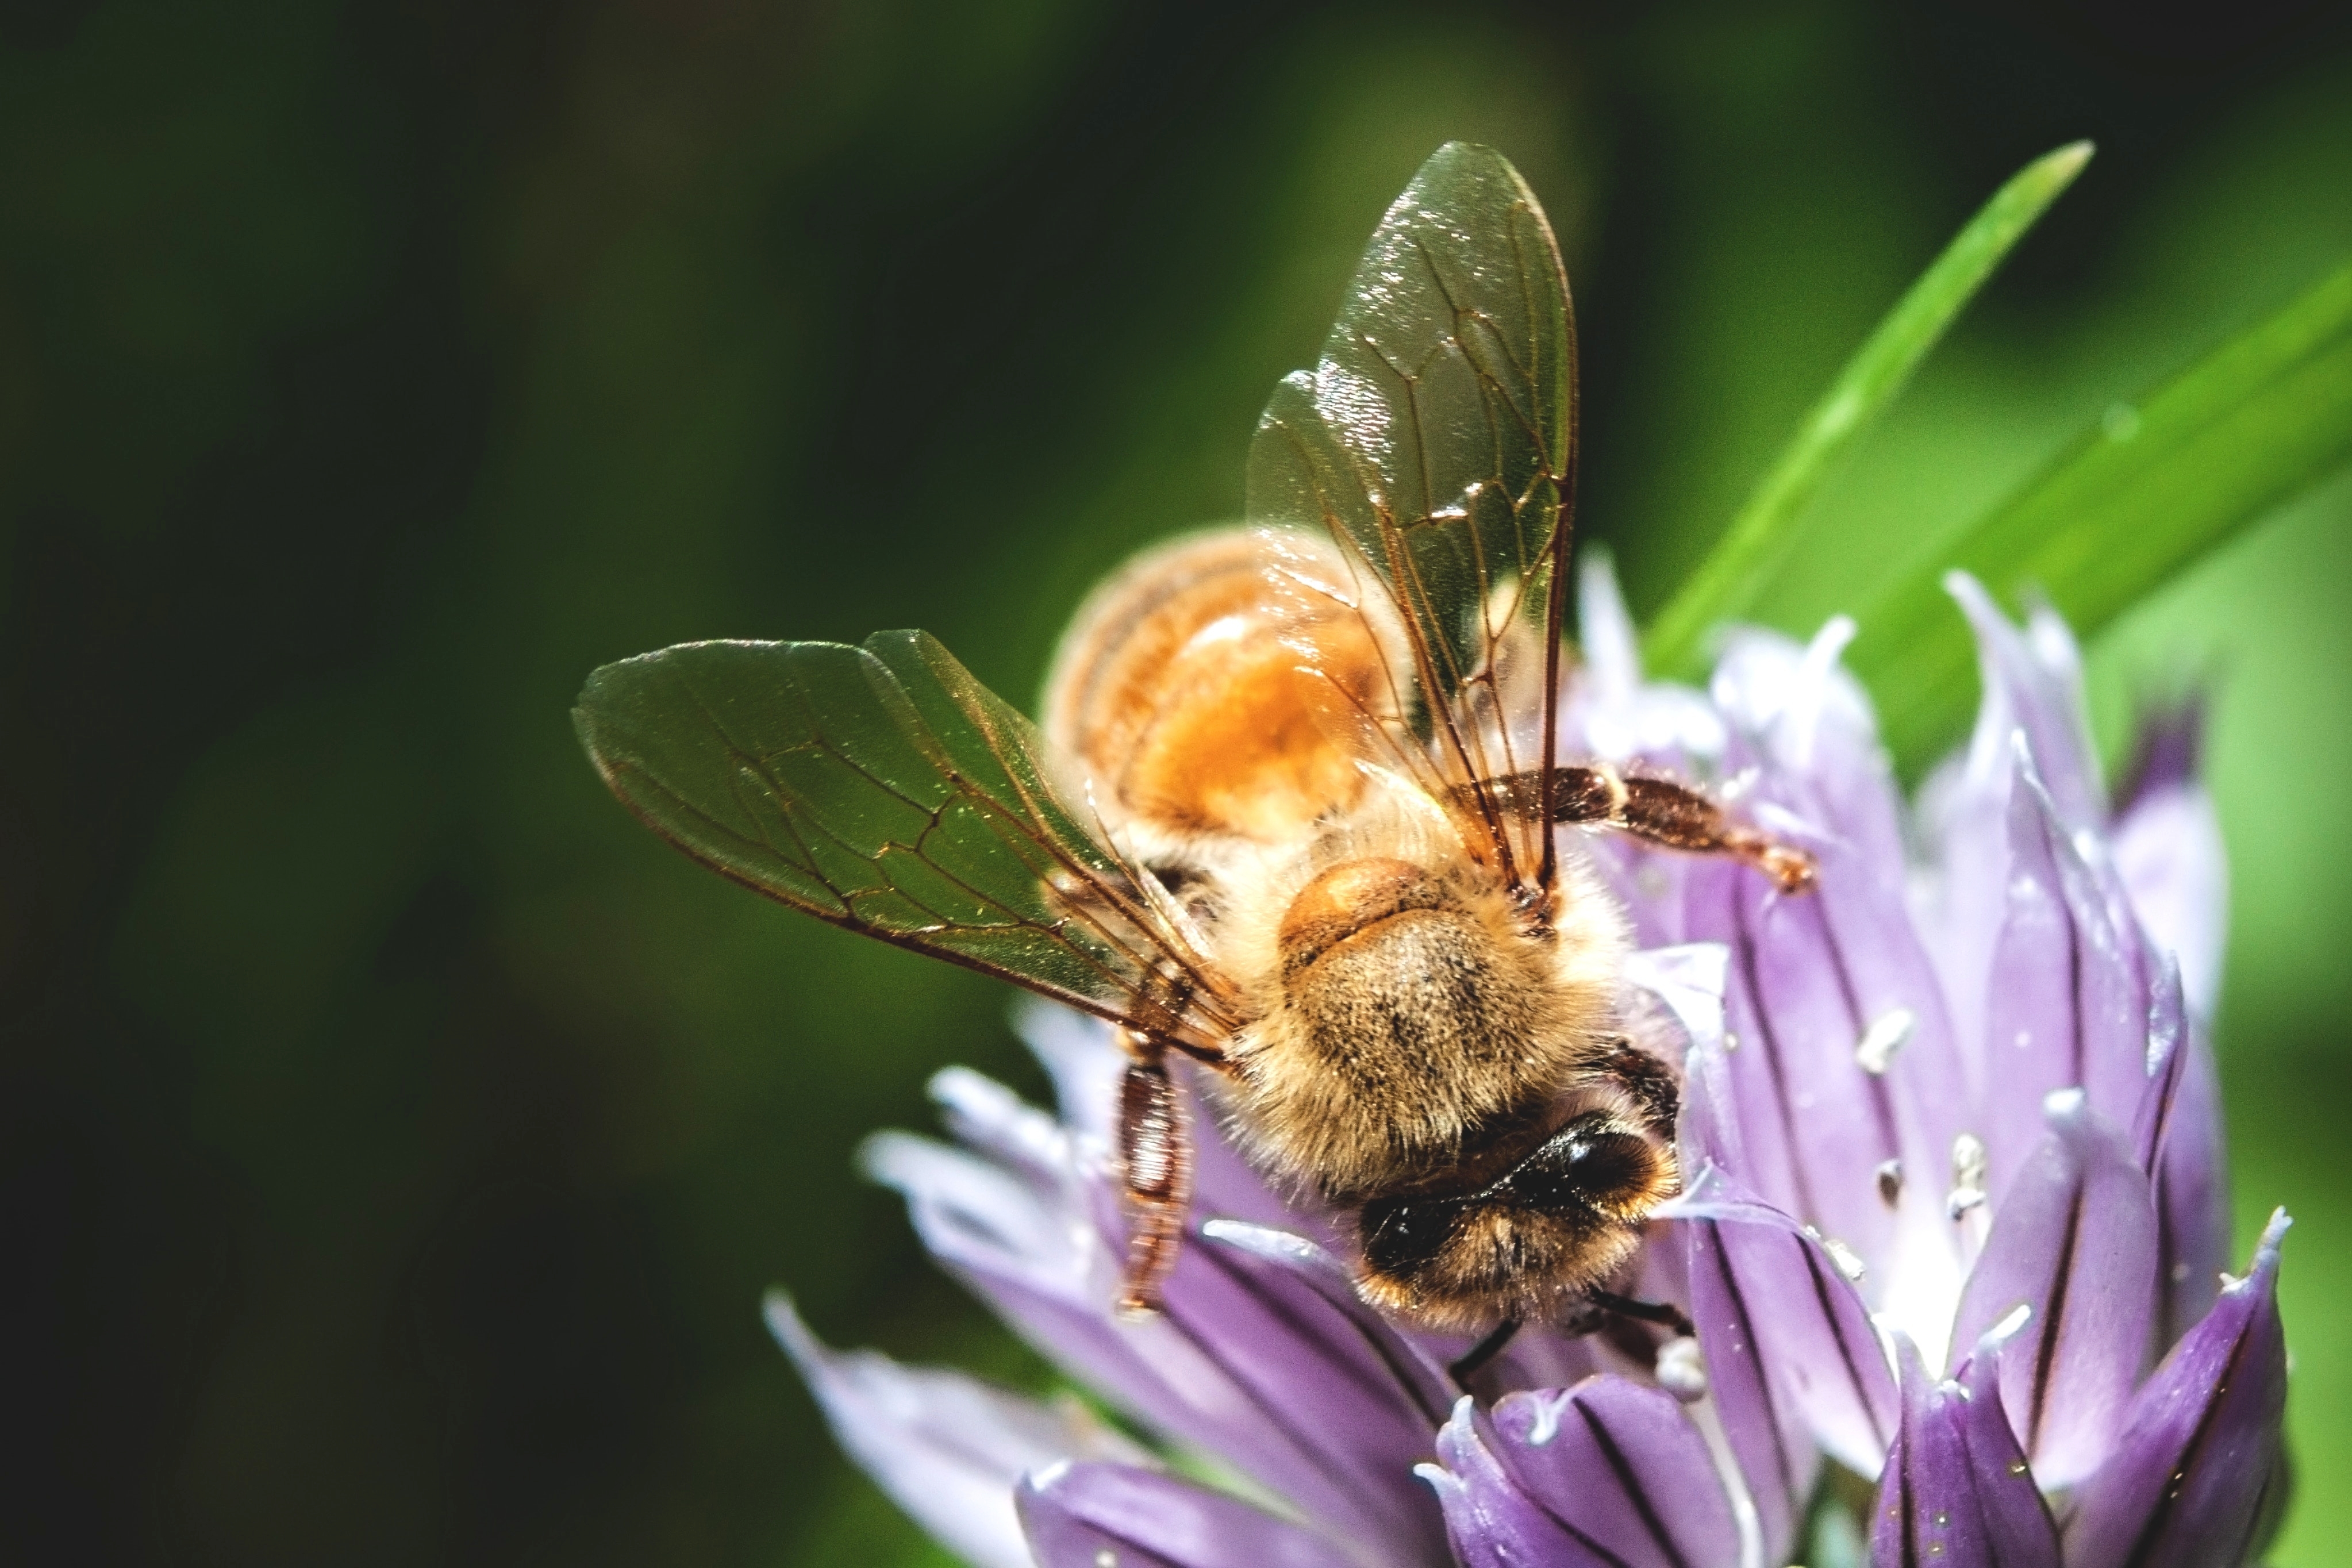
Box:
[1448, 1317, 1522, 1392]
[1585, 1287, 1696, 1339]
[1552, 764, 1816, 893]
[1113, 1029, 1194, 1317]
[1593, 1035, 1681, 1141]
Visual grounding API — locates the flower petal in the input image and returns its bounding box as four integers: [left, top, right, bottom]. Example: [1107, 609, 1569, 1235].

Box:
[1422, 1391, 1737, 1568]
[1569, 551, 1727, 765]
[1912, 578, 2103, 1075]
[2065, 1212, 2291, 1568]
[1976, 748, 2151, 1203]
[1017, 1461, 1357, 1568]
[1196, 1220, 1456, 1421]
[2130, 958, 2232, 1350]
[1867, 1327, 2059, 1568]
[866, 1125, 1446, 1566]
[1666, 842, 1966, 1347]
[1485, 1377, 1741, 1567]
[1946, 574, 2105, 830]
[1156, 1223, 1454, 1563]
[1674, 1166, 1896, 1546]
[1948, 1090, 2156, 1489]
[766, 1292, 1148, 1568]
[2111, 781, 2228, 1024]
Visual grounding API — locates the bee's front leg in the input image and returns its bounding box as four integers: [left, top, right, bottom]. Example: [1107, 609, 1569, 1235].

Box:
[1552, 765, 1817, 894]
[1112, 1029, 1195, 1317]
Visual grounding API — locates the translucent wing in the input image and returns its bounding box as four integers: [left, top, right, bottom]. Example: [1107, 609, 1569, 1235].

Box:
[1247, 141, 1576, 896]
[574, 631, 1237, 1046]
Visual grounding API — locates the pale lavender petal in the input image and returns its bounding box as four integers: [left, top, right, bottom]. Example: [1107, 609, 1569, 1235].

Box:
[1670, 1205, 1815, 1566]
[1949, 1090, 2155, 1490]
[1482, 1377, 1740, 1568]
[1976, 750, 2150, 1202]
[1954, 1317, 2066, 1559]
[1947, 574, 2104, 830]
[1154, 1223, 1454, 1563]
[1423, 1393, 1734, 1568]
[1670, 840, 1962, 1300]
[766, 1293, 1149, 1568]
[2066, 1212, 2290, 1568]
[1568, 551, 1728, 766]
[1014, 995, 1125, 1142]
[2112, 780, 2228, 1023]
[1912, 579, 2103, 1069]
[1196, 1220, 1455, 1420]
[2151, 1031, 2231, 1351]
[1018, 1461, 1357, 1568]
[2126, 954, 2230, 1351]
[1675, 1166, 1896, 1501]
[866, 1128, 1447, 1565]
[1867, 1328, 2058, 1568]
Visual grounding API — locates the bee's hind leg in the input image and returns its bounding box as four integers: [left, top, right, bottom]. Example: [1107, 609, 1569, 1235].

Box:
[1112, 1028, 1196, 1317]
[1585, 1288, 1696, 1339]
[1448, 1317, 1522, 1392]
[1552, 764, 1817, 894]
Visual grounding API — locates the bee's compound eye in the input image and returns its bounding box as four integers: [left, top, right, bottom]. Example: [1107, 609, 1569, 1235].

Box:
[1359, 1190, 1469, 1279]
[1508, 1112, 1664, 1217]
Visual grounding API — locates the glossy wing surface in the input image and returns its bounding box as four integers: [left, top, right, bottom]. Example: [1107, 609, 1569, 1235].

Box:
[573, 631, 1234, 1043]
[1247, 140, 1576, 892]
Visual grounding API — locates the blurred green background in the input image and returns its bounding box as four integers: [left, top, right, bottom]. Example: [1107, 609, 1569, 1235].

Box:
[3, 2, 2347, 1563]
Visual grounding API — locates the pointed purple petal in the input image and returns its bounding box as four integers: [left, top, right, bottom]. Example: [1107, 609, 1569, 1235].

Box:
[1482, 1377, 1740, 1568]
[1616, 630, 1973, 1300]
[866, 1127, 1443, 1563]
[1160, 1223, 1453, 1564]
[1018, 1462, 1358, 1568]
[1423, 1393, 1735, 1568]
[1946, 574, 2105, 830]
[2111, 780, 2228, 1024]
[1197, 1221, 1456, 1420]
[2129, 960, 2232, 1350]
[1949, 1091, 2156, 1489]
[1976, 751, 2150, 1202]
[2115, 694, 2207, 810]
[2066, 1212, 2290, 1568]
[1913, 579, 2102, 1073]
[1869, 1328, 2059, 1568]
[2152, 1031, 2230, 1348]
[1567, 551, 1729, 767]
[1675, 1167, 1897, 1550]
[766, 1293, 1148, 1568]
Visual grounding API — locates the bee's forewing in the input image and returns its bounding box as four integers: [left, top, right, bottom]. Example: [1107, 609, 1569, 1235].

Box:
[1246, 140, 1577, 892]
[574, 631, 1235, 1044]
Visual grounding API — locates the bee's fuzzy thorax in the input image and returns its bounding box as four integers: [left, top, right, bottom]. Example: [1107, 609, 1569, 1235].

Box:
[1205, 778, 1631, 1205]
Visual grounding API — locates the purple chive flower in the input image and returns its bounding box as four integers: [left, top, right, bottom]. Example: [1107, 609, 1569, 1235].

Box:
[770, 564, 2286, 1568]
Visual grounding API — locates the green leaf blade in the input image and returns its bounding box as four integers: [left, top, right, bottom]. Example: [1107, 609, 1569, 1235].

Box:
[1853, 260, 2352, 767]
[1644, 140, 2094, 676]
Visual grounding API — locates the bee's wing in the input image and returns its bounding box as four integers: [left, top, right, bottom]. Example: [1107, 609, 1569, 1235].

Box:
[574, 631, 1238, 1046]
[1247, 141, 1576, 896]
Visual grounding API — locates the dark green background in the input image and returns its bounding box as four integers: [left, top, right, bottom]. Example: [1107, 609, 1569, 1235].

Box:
[4, 2, 2347, 1563]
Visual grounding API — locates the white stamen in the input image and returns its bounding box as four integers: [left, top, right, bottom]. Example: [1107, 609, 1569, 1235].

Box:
[1657, 1336, 1709, 1402]
[1948, 1132, 1988, 1220]
[1822, 1236, 1867, 1283]
[1854, 1008, 1916, 1075]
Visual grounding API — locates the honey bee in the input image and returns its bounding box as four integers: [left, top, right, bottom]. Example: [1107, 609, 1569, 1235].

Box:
[574, 143, 1815, 1378]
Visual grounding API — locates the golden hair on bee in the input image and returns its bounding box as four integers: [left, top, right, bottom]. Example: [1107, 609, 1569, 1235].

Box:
[1205, 774, 1630, 1209]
